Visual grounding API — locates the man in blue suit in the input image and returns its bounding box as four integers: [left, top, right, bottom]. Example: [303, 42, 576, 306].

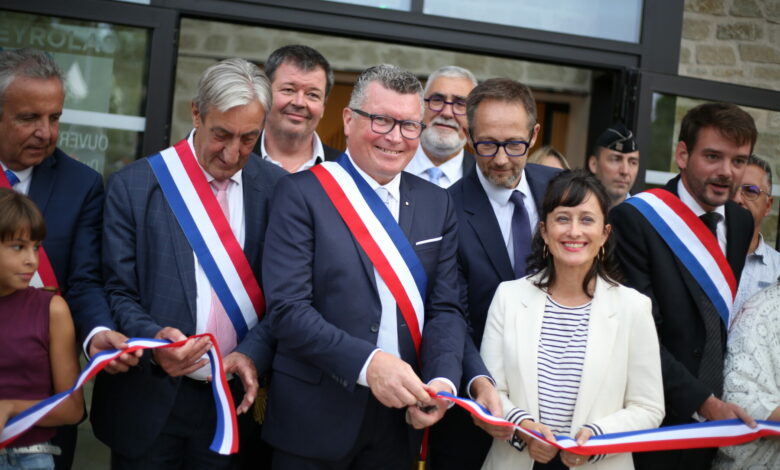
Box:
[429, 78, 560, 469]
[93, 58, 286, 469]
[0, 47, 140, 469]
[261, 64, 467, 469]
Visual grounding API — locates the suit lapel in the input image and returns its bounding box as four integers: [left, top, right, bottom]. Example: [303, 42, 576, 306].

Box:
[463, 170, 514, 280]
[573, 278, 618, 427]
[724, 201, 747, 275]
[28, 152, 57, 214]
[517, 280, 545, 418]
[241, 159, 262, 267]
[525, 164, 549, 213]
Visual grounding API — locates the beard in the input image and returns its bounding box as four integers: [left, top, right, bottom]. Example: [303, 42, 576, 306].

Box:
[420, 116, 467, 161]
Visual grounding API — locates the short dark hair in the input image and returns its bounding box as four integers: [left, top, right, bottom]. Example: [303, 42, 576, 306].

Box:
[678, 102, 757, 154]
[466, 78, 537, 136]
[265, 45, 334, 96]
[527, 169, 623, 297]
[0, 188, 46, 243]
[748, 154, 773, 189]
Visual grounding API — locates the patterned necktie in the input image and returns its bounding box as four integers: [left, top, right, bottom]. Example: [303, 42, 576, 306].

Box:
[425, 166, 444, 186]
[697, 211, 725, 396]
[4, 169, 20, 187]
[509, 190, 532, 278]
[376, 186, 390, 206]
[206, 179, 237, 354]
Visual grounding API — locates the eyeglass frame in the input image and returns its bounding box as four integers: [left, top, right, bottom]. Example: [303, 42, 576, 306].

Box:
[739, 183, 771, 201]
[471, 139, 532, 158]
[349, 108, 426, 140]
[424, 94, 468, 115]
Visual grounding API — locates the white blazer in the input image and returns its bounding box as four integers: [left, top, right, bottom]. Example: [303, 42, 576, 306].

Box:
[480, 275, 664, 470]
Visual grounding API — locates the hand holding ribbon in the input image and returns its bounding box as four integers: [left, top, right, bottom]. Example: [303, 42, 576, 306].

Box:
[0, 334, 239, 455]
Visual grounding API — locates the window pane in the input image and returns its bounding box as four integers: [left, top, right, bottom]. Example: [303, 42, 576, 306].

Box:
[424, 0, 643, 43]
[646, 93, 780, 245]
[0, 10, 151, 179]
[319, 0, 411, 11]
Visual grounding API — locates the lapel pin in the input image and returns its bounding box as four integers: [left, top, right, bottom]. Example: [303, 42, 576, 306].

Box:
[404, 201, 410, 206]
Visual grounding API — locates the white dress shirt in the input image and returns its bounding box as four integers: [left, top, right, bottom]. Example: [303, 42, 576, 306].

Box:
[1, 163, 34, 195]
[677, 179, 726, 254]
[476, 168, 539, 271]
[405, 146, 464, 189]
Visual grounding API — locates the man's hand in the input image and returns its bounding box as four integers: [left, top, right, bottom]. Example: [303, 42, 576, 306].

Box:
[405, 380, 451, 429]
[88, 330, 142, 374]
[220, 352, 258, 415]
[152, 327, 211, 377]
[560, 427, 593, 467]
[469, 376, 512, 440]
[519, 419, 558, 464]
[698, 395, 757, 427]
[366, 351, 429, 408]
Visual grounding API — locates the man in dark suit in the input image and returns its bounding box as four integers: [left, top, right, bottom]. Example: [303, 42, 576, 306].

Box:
[261, 64, 466, 469]
[253, 45, 340, 172]
[610, 102, 758, 470]
[429, 77, 560, 469]
[93, 58, 286, 469]
[405, 66, 477, 187]
[0, 47, 139, 470]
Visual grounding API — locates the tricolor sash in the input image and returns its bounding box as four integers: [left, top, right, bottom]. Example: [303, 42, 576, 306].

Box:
[435, 391, 780, 456]
[0, 334, 239, 455]
[147, 139, 264, 341]
[626, 189, 736, 325]
[0, 171, 59, 291]
[310, 156, 428, 359]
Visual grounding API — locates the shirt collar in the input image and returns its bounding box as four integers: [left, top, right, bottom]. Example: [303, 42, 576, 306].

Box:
[406, 145, 464, 181]
[188, 129, 243, 185]
[752, 233, 769, 263]
[1, 162, 34, 187]
[260, 131, 326, 171]
[477, 166, 531, 206]
[677, 178, 725, 219]
[345, 149, 401, 202]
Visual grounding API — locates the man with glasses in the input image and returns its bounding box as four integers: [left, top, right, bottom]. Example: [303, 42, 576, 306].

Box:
[429, 78, 559, 469]
[587, 123, 640, 209]
[261, 64, 466, 469]
[730, 154, 780, 318]
[405, 66, 477, 188]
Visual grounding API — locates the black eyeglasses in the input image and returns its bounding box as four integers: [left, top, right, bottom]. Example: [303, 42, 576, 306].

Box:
[740, 184, 770, 201]
[349, 108, 425, 140]
[472, 140, 531, 158]
[424, 95, 467, 115]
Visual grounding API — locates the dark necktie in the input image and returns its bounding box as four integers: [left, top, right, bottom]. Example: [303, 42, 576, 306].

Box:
[509, 190, 532, 278]
[4, 169, 20, 187]
[697, 211, 725, 396]
[699, 211, 720, 238]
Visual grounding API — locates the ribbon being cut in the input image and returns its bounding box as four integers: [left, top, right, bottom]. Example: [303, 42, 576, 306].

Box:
[0, 334, 238, 455]
[435, 391, 780, 456]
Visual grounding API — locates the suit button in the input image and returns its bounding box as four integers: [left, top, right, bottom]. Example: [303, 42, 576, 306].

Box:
[370, 323, 379, 333]
[693, 348, 702, 358]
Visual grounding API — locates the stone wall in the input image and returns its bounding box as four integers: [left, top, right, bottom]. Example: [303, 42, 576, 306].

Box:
[171, 18, 592, 144]
[680, 0, 780, 91]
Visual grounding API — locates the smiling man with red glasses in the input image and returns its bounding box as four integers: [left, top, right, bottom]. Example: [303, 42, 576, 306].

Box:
[730, 154, 780, 319]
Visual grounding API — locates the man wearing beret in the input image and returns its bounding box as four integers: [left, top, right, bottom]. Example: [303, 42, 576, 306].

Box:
[588, 123, 640, 209]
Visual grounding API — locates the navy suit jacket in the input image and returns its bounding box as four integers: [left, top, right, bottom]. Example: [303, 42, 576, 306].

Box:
[448, 163, 559, 382]
[261, 169, 467, 461]
[91, 153, 286, 457]
[610, 176, 752, 424]
[28, 148, 113, 342]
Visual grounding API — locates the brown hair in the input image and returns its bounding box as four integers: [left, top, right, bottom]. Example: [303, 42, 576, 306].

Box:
[466, 78, 537, 136]
[0, 188, 46, 242]
[679, 102, 757, 154]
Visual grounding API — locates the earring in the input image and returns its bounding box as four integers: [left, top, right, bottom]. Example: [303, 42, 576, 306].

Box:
[543, 244, 549, 259]
[599, 245, 606, 261]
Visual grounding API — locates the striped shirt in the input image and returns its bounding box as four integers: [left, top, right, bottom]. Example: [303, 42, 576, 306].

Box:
[537, 296, 591, 436]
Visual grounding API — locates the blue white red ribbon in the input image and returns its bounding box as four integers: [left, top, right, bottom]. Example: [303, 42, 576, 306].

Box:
[148, 139, 264, 341]
[0, 334, 238, 455]
[626, 189, 736, 325]
[310, 156, 427, 356]
[434, 391, 780, 455]
[0, 171, 59, 291]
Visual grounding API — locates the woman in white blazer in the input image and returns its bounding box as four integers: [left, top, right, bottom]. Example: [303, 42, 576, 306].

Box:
[480, 170, 664, 470]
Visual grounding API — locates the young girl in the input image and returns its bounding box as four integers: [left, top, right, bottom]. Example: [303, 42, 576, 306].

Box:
[0, 188, 83, 470]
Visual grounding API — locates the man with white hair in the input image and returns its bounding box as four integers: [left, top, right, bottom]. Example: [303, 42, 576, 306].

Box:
[405, 66, 477, 187]
[92, 58, 286, 469]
